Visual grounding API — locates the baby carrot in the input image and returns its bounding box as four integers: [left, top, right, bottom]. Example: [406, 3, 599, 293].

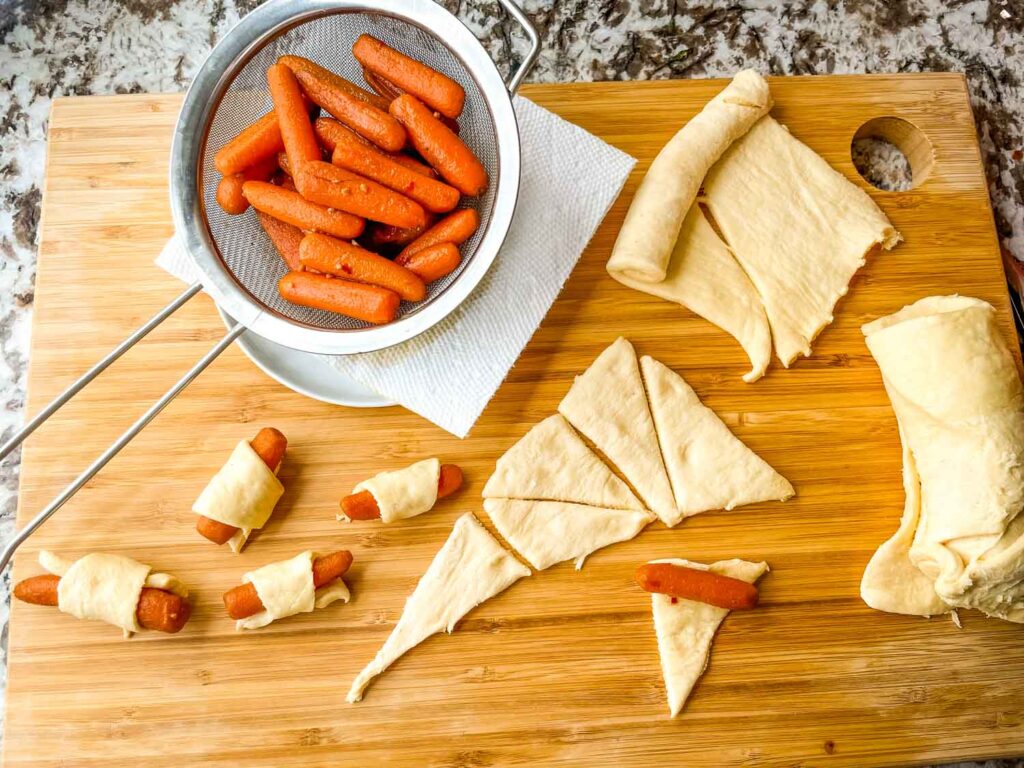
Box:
[257, 210, 304, 271]
[396, 208, 480, 262]
[243, 180, 365, 239]
[361, 67, 462, 135]
[316, 117, 436, 177]
[331, 139, 459, 213]
[294, 69, 406, 153]
[278, 55, 390, 111]
[267, 63, 321, 176]
[364, 216, 435, 252]
[295, 161, 426, 230]
[299, 232, 426, 302]
[278, 271, 400, 324]
[214, 111, 284, 176]
[399, 242, 462, 284]
[215, 154, 281, 215]
[354, 34, 465, 119]
[635, 563, 759, 610]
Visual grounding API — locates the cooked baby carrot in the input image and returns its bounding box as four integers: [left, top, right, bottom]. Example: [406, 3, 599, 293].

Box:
[315, 118, 437, 177]
[389, 94, 487, 196]
[341, 464, 464, 520]
[299, 233, 426, 302]
[267, 63, 322, 176]
[215, 154, 281, 215]
[294, 69, 406, 153]
[635, 563, 760, 610]
[278, 270, 400, 324]
[223, 550, 354, 620]
[400, 242, 461, 284]
[331, 140, 459, 213]
[362, 67, 462, 135]
[243, 180, 365, 239]
[278, 55, 390, 111]
[295, 161, 426, 229]
[364, 216, 435, 252]
[397, 208, 480, 262]
[214, 111, 284, 176]
[257, 210, 304, 271]
[354, 34, 465, 119]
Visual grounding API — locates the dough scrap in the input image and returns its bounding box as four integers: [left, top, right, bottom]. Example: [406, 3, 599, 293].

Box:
[482, 414, 643, 510]
[346, 458, 441, 524]
[650, 558, 767, 717]
[236, 550, 350, 631]
[703, 116, 900, 366]
[347, 513, 530, 702]
[558, 338, 677, 526]
[484, 498, 654, 571]
[641, 356, 793, 524]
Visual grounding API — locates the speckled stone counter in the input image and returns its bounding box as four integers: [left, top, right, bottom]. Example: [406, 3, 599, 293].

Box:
[2, 2, 1023, 763]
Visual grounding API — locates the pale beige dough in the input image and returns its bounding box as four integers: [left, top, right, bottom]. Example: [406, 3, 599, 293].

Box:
[344, 458, 440, 524]
[236, 550, 350, 631]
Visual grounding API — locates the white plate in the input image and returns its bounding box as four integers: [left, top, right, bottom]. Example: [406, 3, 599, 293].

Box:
[217, 308, 396, 408]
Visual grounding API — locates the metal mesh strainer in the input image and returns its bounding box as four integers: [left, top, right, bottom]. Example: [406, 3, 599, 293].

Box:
[0, 0, 539, 570]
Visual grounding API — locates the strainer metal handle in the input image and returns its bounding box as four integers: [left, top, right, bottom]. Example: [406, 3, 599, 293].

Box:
[495, 0, 541, 93]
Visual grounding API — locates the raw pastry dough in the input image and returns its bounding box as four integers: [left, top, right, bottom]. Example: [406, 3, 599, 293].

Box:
[702, 116, 900, 366]
[558, 338, 677, 526]
[607, 69, 772, 283]
[38, 550, 189, 637]
[236, 550, 350, 631]
[641, 356, 793, 524]
[484, 498, 654, 570]
[611, 205, 772, 382]
[861, 295, 1024, 622]
[344, 458, 441, 524]
[192, 440, 284, 553]
[347, 513, 530, 702]
[482, 414, 643, 510]
[649, 558, 767, 717]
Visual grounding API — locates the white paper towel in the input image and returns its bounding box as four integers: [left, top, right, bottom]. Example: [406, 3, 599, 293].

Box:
[157, 95, 635, 437]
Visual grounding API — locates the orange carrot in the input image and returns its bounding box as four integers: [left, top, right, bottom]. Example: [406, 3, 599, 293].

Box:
[330, 139, 459, 213]
[278, 55, 390, 111]
[399, 242, 461, 284]
[635, 563, 760, 610]
[214, 111, 285, 176]
[361, 67, 461, 135]
[294, 69, 406, 153]
[295, 161, 426, 229]
[257, 210, 304, 271]
[364, 216, 435, 252]
[215, 154, 281, 215]
[243, 180, 365, 239]
[353, 34, 465, 119]
[389, 95, 487, 196]
[299, 233, 426, 302]
[340, 463, 464, 520]
[397, 208, 479, 262]
[278, 271, 400, 324]
[315, 118, 436, 177]
[267, 63, 322, 177]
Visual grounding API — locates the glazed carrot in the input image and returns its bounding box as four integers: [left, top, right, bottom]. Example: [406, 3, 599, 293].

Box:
[215, 154, 281, 215]
[222, 550, 354, 620]
[196, 428, 288, 546]
[267, 63, 322, 177]
[315, 118, 437, 177]
[364, 216, 435, 251]
[396, 208, 479, 262]
[295, 161, 426, 229]
[362, 67, 461, 134]
[389, 95, 487, 196]
[214, 111, 285, 176]
[299, 233, 426, 302]
[354, 34, 465, 119]
[278, 271, 400, 324]
[243, 180, 365, 239]
[257, 210, 304, 271]
[635, 563, 760, 610]
[400, 242, 461, 284]
[278, 55, 390, 111]
[331, 140, 459, 213]
[341, 464, 463, 520]
[294, 69, 406, 153]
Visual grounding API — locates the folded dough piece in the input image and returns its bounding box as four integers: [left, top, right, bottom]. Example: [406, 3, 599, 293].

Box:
[861, 295, 1024, 622]
[484, 498, 653, 570]
[192, 440, 285, 553]
[558, 338, 677, 526]
[650, 558, 767, 717]
[347, 513, 530, 702]
[613, 204, 772, 383]
[703, 116, 900, 366]
[340, 458, 440, 523]
[38, 550, 189, 638]
[607, 69, 772, 283]
[236, 551, 351, 631]
[483, 414, 643, 510]
[641, 356, 794, 524]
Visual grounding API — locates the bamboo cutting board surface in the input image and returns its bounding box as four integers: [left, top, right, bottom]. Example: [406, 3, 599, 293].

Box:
[5, 74, 1024, 767]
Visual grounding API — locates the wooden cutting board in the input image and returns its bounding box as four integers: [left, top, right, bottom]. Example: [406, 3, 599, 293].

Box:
[5, 74, 1023, 768]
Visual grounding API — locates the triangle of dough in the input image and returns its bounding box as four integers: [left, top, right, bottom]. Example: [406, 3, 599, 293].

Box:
[347, 513, 530, 703]
[484, 498, 654, 571]
[483, 414, 644, 510]
[651, 558, 767, 717]
[558, 338, 677, 526]
[641, 356, 794, 524]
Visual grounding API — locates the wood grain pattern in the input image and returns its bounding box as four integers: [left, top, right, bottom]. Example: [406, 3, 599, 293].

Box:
[4, 75, 1024, 767]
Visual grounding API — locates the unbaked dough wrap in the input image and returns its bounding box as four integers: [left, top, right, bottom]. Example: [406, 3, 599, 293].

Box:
[607, 69, 772, 283]
[39, 550, 188, 637]
[345, 458, 440, 524]
[236, 550, 350, 631]
[192, 440, 284, 553]
[861, 295, 1024, 622]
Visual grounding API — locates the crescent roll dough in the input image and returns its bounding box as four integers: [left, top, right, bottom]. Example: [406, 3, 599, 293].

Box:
[38, 550, 188, 637]
[236, 551, 350, 631]
[861, 296, 1024, 622]
[341, 458, 441, 523]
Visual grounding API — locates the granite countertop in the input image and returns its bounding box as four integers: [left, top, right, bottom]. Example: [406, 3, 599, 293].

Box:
[1, 1, 1024, 762]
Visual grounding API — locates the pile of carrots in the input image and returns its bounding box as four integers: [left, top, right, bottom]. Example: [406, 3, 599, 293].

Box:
[212, 35, 486, 325]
